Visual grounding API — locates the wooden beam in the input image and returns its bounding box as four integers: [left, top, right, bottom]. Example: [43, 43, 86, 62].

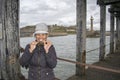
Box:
[97, 0, 104, 5]
[109, 7, 120, 13]
[104, 0, 120, 5]
[99, 5, 106, 61]
[97, 0, 120, 5]
[115, 13, 120, 17]
[76, 0, 86, 76]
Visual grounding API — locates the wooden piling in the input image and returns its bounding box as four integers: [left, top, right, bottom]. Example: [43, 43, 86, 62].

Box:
[115, 18, 118, 52]
[0, 0, 2, 79]
[118, 18, 120, 52]
[110, 8, 115, 54]
[99, 5, 106, 61]
[116, 17, 120, 52]
[0, 0, 21, 80]
[115, 17, 120, 52]
[76, 0, 86, 76]
[0, 0, 7, 79]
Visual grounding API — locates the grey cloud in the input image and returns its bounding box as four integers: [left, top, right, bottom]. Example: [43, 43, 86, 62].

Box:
[20, 0, 76, 27]
[20, 3, 56, 15]
[20, 0, 110, 30]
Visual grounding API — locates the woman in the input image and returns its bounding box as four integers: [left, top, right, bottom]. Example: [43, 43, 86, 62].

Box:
[19, 23, 57, 80]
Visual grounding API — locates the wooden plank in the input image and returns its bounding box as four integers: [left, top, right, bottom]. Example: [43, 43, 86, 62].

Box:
[76, 0, 86, 76]
[99, 5, 106, 61]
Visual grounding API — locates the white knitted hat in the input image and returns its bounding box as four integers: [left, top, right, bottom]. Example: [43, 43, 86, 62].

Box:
[33, 23, 48, 36]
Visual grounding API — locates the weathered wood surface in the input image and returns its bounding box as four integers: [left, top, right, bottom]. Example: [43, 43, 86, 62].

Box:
[110, 8, 115, 54]
[97, 0, 120, 5]
[97, 0, 120, 54]
[117, 18, 120, 52]
[0, 0, 21, 80]
[115, 17, 120, 52]
[99, 5, 106, 61]
[0, 0, 4, 79]
[76, 0, 86, 76]
[115, 18, 118, 52]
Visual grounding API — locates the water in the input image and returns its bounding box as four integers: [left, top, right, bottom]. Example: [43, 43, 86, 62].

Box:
[20, 35, 110, 80]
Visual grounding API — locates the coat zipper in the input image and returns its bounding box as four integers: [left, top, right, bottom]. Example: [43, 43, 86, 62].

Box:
[38, 50, 41, 80]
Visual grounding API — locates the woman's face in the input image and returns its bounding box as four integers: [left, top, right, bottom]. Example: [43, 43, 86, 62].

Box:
[35, 34, 48, 42]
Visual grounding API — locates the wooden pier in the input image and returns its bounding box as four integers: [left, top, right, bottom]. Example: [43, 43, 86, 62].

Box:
[0, 0, 120, 80]
[67, 52, 120, 80]
[76, 0, 120, 77]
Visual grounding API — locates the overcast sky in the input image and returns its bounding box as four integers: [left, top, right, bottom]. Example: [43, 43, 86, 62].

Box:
[20, 0, 110, 30]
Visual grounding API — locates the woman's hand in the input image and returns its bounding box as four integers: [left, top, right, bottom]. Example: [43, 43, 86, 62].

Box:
[44, 40, 52, 53]
[29, 41, 38, 53]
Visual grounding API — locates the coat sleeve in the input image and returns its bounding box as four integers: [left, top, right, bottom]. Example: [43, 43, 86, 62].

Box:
[19, 44, 33, 66]
[45, 45, 57, 68]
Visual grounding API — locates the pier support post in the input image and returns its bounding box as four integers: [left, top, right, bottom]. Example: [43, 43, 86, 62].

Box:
[118, 18, 120, 52]
[0, 0, 8, 79]
[110, 10, 115, 54]
[0, 0, 2, 79]
[76, 0, 86, 76]
[115, 17, 120, 53]
[0, 0, 21, 80]
[99, 5, 106, 61]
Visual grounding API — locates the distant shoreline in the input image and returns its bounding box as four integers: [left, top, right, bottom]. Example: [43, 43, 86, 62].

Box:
[20, 25, 110, 38]
[20, 32, 68, 37]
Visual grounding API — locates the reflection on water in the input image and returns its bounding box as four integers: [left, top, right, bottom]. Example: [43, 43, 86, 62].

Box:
[20, 35, 110, 80]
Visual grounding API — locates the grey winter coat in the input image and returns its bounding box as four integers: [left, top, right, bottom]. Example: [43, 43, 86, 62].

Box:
[19, 44, 57, 80]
